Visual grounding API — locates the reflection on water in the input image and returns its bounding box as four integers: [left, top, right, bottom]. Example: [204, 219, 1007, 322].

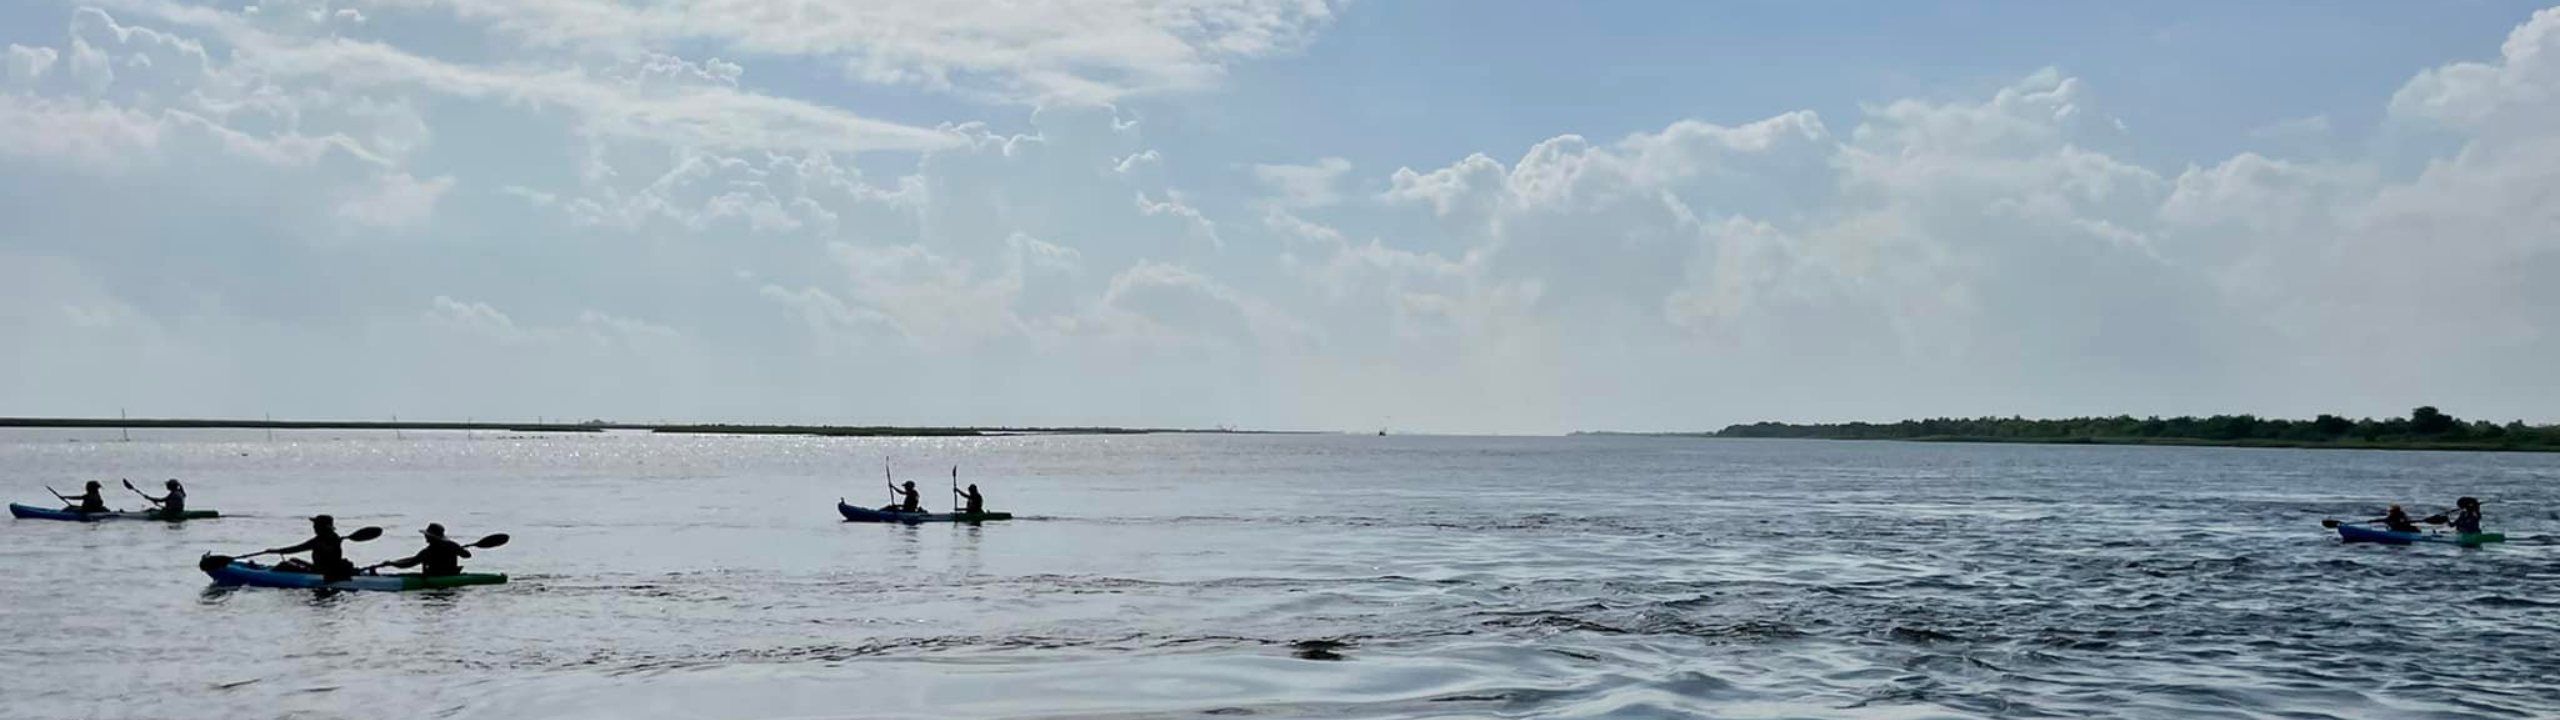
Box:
[2, 431, 2554, 719]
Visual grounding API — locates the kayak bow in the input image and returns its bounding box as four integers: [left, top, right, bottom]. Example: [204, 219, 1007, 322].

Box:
[10, 502, 219, 522]
[838, 501, 1012, 524]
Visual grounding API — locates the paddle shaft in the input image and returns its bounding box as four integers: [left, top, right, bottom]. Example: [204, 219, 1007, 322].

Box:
[222, 526, 387, 560]
[360, 534, 510, 571]
[121, 479, 159, 506]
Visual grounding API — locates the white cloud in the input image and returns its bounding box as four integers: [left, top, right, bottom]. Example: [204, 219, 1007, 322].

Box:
[89, 0, 961, 155]
[335, 171, 454, 231]
[6, 44, 59, 84]
[1250, 156, 1350, 208]
[347, 0, 1343, 104]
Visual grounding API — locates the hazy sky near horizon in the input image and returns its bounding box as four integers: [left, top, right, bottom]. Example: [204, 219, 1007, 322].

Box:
[5, 1, 2559, 433]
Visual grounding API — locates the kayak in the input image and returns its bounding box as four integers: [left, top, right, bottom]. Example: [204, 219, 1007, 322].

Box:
[10, 502, 219, 522]
[2337, 525, 2506, 546]
[202, 559, 507, 591]
[838, 501, 1012, 524]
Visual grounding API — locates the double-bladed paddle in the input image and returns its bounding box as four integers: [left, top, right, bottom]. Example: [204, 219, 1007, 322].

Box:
[197, 526, 387, 572]
[357, 533, 513, 573]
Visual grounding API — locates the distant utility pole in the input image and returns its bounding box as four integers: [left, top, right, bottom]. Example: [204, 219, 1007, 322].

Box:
[120, 407, 130, 442]
[265, 412, 274, 442]
[393, 414, 403, 441]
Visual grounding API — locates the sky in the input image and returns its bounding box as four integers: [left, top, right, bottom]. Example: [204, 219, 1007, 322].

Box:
[3, 0, 2559, 434]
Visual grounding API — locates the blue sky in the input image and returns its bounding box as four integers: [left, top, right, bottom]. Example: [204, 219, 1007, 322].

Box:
[4, 0, 2559, 433]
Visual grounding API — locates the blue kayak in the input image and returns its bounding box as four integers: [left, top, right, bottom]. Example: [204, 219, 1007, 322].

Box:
[838, 501, 1012, 524]
[2337, 524, 2505, 546]
[202, 559, 507, 591]
[10, 502, 218, 522]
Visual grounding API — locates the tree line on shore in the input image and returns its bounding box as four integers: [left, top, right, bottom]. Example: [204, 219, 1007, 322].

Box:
[1717, 407, 2560, 448]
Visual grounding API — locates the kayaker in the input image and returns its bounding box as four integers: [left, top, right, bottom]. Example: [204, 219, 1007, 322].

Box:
[882, 480, 922, 513]
[2450, 497, 2484, 534]
[266, 515, 356, 581]
[374, 523, 472, 577]
[958, 483, 985, 514]
[139, 479, 187, 517]
[58, 481, 108, 513]
[2371, 505, 2423, 533]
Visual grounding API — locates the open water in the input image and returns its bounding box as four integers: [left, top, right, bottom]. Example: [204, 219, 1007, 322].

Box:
[2, 429, 2555, 719]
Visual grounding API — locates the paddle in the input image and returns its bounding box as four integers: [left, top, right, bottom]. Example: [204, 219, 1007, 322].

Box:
[197, 526, 386, 572]
[121, 479, 158, 506]
[357, 533, 512, 572]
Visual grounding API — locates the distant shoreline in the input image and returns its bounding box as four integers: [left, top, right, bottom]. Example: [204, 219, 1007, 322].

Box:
[0, 417, 1299, 438]
[1567, 432, 2560, 454]
[1579, 407, 2560, 454]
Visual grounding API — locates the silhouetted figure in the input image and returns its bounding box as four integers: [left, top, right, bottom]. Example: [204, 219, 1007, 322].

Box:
[268, 515, 356, 581]
[882, 480, 922, 513]
[379, 523, 472, 576]
[140, 479, 186, 517]
[2370, 505, 2422, 533]
[61, 481, 107, 513]
[2450, 497, 2484, 534]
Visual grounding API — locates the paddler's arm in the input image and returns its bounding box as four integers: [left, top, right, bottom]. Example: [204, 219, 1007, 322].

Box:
[267, 538, 316, 555]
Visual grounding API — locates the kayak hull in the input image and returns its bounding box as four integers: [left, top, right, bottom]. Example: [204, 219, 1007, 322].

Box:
[838, 502, 1012, 524]
[204, 560, 507, 591]
[2337, 525, 2506, 546]
[10, 502, 219, 522]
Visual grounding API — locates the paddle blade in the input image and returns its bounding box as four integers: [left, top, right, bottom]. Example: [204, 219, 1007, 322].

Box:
[468, 533, 510, 549]
[2320, 519, 2341, 528]
[199, 554, 233, 573]
[346, 526, 385, 542]
[2423, 514, 2449, 525]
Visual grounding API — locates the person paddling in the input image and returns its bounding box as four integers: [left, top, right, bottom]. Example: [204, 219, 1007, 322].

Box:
[2449, 497, 2485, 534]
[2370, 504, 2423, 533]
[373, 523, 473, 577]
[137, 478, 187, 518]
[957, 483, 985, 515]
[882, 480, 923, 513]
[57, 480, 108, 514]
[266, 515, 357, 581]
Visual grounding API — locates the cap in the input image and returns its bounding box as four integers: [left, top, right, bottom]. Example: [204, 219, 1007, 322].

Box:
[311, 514, 334, 524]
[423, 522, 446, 538]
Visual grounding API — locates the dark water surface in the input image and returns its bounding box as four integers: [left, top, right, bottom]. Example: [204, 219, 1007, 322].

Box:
[3, 430, 2555, 719]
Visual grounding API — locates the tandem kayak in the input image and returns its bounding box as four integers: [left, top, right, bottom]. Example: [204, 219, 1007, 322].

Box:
[201, 559, 507, 591]
[838, 501, 1012, 524]
[2337, 524, 2506, 546]
[9, 502, 219, 522]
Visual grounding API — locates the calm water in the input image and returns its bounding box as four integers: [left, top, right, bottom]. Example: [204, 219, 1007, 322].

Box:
[2, 430, 2555, 719]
